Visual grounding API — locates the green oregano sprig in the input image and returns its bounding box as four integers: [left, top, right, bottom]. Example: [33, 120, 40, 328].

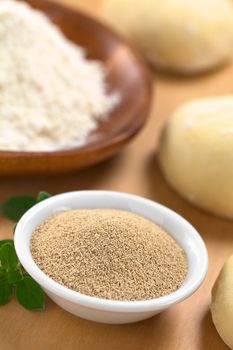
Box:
[0, 241, 45, 309]
[0, 191, 51, 222]
[0, 191, 51, 310]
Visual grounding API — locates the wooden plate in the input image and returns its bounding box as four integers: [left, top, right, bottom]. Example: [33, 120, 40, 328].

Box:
[0, 0, 153, 175]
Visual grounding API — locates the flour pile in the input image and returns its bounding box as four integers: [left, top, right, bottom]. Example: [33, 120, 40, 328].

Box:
[0, 0, 115, 151]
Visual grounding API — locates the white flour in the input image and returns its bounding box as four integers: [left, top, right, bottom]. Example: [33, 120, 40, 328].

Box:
[0, 0, 115, 151]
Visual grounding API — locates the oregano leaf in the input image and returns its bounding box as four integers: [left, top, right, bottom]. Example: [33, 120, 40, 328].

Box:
[7, 270, 23, 284]
[0, 239, 14, 249]
[0, 280, 13, 305]
[36, 191, 51, 203]
[0, 268, 4, 281]
[0, 190, 50, 311]
[1, 195, 37, 221]
[16, 276, 45, 311]
[0, 243, 19, 271]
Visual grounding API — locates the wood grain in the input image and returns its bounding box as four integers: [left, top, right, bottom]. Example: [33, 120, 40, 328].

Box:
[1, 0, 233, 349]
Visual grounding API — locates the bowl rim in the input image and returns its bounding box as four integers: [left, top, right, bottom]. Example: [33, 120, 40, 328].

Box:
[14, 190, 208, 313]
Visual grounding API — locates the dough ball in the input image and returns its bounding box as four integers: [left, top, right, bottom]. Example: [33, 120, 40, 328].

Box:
[211, 255, 233, 349]
[103, 0, 233, 73]
[158, 96, 233, 218]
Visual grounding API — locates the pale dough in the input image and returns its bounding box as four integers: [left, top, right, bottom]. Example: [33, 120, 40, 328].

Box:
[211, 255, 233, 349]
[103, 0, 233, 73]
[158, 96, 233, 218]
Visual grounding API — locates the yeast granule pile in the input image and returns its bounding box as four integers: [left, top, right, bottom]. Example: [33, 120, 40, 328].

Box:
[31, 209, 187, 301]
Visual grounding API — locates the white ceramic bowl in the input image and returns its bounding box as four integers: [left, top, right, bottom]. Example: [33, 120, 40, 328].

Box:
[14, 191, 208, 324]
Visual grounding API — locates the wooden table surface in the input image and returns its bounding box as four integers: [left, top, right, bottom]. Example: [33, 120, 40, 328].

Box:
[1, 1, 233, 349]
